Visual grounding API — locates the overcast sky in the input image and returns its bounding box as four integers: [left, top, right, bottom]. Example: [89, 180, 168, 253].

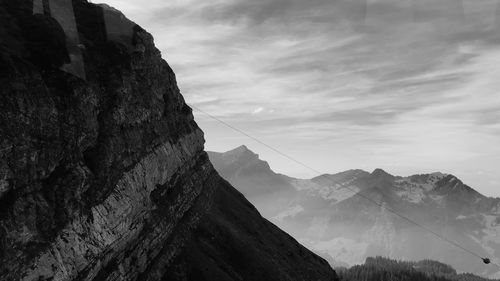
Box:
[102, 0, 500, 197]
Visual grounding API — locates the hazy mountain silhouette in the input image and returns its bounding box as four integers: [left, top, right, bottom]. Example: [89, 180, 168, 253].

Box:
[209, 146, 500, 278]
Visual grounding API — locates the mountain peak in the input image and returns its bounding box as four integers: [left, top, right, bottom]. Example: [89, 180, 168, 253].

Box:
[434, 174, 471, 192]
[371, 168, 393, 178]
[222, 145, 258, 159]
[430, 172, 446, 178]
[430, 174, 487, 203]
[230, 145, 250, 153]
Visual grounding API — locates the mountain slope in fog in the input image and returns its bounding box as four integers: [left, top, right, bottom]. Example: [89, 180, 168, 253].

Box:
[208, 146, 297, 216]
[209, 146, 500, 278]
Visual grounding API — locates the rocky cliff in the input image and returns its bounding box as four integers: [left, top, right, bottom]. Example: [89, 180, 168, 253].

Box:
[0, 1, 338, 280]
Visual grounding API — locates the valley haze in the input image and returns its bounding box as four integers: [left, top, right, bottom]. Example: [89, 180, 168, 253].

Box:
[209, 145, 500, 278]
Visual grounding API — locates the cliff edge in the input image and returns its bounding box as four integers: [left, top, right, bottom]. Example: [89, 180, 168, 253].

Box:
[0, 1, 337, 280]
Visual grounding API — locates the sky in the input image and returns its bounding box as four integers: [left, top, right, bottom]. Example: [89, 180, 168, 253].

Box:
[101, 0, 500, 197]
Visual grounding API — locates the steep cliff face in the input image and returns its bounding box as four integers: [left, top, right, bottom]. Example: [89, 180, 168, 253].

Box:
[0, 1, 337, 280]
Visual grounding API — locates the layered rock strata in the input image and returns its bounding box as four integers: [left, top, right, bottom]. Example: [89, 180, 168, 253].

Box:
[0, 1, 337, 280]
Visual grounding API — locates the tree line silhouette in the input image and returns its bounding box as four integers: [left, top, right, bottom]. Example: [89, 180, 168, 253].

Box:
[336, 257, 497, 281]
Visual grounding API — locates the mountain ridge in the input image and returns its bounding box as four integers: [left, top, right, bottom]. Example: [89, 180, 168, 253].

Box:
[208, 146, 500, 278]
[209, 147, 498, 200]
[0, 2, 337, 280]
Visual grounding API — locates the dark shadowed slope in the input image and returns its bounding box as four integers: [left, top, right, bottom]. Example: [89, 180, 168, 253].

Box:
[0, 1, 337, 280]
[165, 179, 335, 281]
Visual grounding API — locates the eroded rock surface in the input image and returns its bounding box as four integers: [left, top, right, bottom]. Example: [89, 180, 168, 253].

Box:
[0, 1, 338, 280]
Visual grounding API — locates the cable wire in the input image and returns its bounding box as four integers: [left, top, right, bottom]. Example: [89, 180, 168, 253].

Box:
[191, 104, 490, 263]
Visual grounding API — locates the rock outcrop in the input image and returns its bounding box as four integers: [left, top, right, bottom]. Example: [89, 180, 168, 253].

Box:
[0, 1, 338, 280]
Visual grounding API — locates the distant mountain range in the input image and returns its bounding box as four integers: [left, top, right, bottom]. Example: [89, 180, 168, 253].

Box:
[208, 146, 500, 278]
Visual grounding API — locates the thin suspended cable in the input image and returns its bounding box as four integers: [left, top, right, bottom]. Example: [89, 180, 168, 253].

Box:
[191, 105, 489, 263]
[314, 175, 483, 260]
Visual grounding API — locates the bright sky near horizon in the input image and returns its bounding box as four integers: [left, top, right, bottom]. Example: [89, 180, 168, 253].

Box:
[101, 0, 500, 197]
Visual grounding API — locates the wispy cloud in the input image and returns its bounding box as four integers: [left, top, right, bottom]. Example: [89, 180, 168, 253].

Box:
[102, 0, 500, 196]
